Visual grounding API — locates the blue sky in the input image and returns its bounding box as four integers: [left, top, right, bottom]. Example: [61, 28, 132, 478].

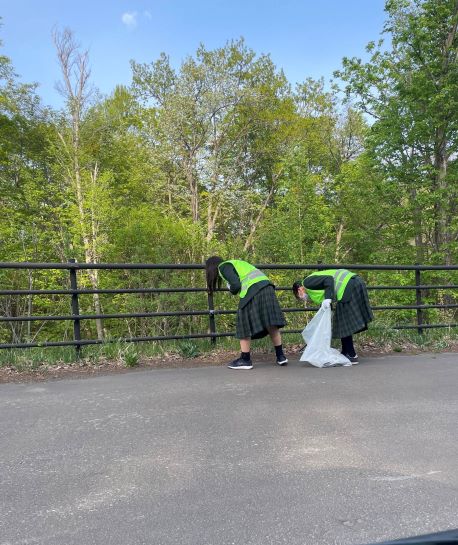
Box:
[1, 0, 386, 108]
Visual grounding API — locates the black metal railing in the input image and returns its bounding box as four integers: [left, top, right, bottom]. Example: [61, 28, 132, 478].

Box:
[1, 261, 458, 355]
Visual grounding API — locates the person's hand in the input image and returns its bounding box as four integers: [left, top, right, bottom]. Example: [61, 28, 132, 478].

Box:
[321, 299, 332, 310]
[226, 282, 231, 290]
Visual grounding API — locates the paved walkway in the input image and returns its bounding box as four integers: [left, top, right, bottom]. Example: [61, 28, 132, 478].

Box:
[1, 353, 457, 545]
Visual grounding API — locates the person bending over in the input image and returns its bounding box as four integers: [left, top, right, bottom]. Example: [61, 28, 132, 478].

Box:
[293, 269, 373, 364]
[206, 256, 287, 370]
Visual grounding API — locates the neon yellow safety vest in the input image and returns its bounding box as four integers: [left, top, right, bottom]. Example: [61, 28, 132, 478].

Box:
[219, 260, 269, 299]
[304, 269, 356, 305]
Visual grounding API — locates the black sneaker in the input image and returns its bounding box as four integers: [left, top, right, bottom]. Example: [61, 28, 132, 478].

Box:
[227, 357, 253, 370]
[276, 355, 288, 366]
[342, 353, 359, 364]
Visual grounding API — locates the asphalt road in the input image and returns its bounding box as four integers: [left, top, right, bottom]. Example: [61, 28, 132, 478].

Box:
[1, 353, 457, 545]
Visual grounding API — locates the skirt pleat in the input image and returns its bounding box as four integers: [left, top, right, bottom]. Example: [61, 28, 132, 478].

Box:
[236, 285, 286, 340]
[332, 276, 373, 338]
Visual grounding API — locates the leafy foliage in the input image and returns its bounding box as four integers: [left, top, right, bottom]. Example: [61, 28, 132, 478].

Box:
[2, 3, 458, 346]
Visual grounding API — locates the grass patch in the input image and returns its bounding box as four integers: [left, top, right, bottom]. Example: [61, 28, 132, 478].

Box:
[0, 346, 77, 370]
[176, 341, 201, 359]
[356, 322, 458, 353]
[1, 323, 458, 373]
[120, 345, 139, 368]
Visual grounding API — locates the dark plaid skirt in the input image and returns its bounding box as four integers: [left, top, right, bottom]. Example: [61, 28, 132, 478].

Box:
[332, 276, 374, 339]
[236, 285, 287, 340]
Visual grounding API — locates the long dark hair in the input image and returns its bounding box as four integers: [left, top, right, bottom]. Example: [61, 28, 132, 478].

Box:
[205, 256, 223, 295]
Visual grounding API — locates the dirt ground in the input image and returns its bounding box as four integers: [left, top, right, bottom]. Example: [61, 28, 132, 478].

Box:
[2, 339, 458, 383]
[0, 349, 230, 384]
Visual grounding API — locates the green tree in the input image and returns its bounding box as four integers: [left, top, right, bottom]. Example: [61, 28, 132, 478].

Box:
[336, 0, 458, 265]
[53, 28, 113, 339]
[131, 40, 294, 253]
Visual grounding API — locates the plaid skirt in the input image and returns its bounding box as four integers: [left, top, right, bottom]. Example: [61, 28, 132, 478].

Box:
[236, 285, 287, 340]
[332, 276, 373, 339]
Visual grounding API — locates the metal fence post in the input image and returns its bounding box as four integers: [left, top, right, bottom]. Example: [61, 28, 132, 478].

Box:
[207, 291, 217, 345]
[68, 259, 82, 357]
[415, 264, 424, 335]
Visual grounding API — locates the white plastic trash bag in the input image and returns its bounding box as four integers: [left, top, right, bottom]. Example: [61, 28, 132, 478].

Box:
[300, 306, 352, 368]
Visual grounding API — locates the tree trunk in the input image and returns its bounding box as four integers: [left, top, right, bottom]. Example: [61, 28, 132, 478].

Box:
[409, 188, 424, 263]
[243, 184, 276, 252]
[206, 193, 220, 242]
[298, 203, 304, 262]
[55, 29, 104, 340]
[89, 164, 104, 339]
[334, 221, 344, 262]
[433, 4, 458, 264]
[433, 130, 450, 264]
[187, 168, 199, 222]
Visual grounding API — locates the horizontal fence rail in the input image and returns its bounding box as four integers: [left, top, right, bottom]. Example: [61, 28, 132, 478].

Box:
[1, 261, 458, 354]
[2, 262, 458, 270]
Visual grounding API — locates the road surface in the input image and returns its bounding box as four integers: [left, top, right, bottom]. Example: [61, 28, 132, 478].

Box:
[1, 353, 457, 545]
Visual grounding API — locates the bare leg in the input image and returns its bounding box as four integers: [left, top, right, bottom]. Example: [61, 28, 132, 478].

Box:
[267, 326, 282, 346]
[240, 338, 251, 352]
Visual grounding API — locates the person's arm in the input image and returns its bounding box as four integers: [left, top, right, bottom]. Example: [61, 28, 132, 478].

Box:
[303, 275, 334, 300]
[219, 263, 241, 295]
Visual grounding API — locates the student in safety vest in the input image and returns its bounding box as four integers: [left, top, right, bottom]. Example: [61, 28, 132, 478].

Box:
[292, 269, 373, 364]
[205, 256, 287, 370]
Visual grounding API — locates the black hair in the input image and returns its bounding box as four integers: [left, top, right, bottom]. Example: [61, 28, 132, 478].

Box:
[205, 256, 223, 295]
[292, 280, 303, 300]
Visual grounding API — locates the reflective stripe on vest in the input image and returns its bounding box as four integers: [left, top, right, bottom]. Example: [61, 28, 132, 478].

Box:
[305, 269, 355, 304]
[333, 269, 353, 298]
[219, 260, 269, 299]
[241, 269, 266, 295]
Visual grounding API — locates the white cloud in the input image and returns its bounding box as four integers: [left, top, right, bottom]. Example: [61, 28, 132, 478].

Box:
[121, 11, 138, 29]
[144, 10, 152, 20]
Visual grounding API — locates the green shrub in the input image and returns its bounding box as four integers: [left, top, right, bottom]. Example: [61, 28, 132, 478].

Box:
[177, 341, 200, 359]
